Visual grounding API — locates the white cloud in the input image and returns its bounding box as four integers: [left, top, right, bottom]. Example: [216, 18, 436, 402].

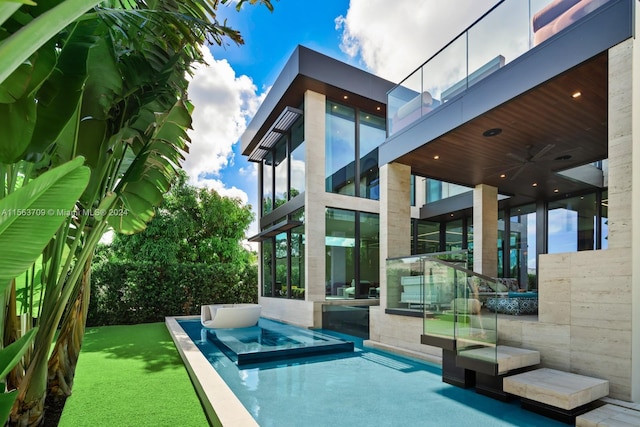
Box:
[184, 46, 266, 198]
[337, 0, 498, 82]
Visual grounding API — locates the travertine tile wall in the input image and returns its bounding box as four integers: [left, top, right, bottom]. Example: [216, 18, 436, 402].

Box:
[379, 163, 411, 308]
[473, 184, 498, 277]
[498, 38, 638, 401]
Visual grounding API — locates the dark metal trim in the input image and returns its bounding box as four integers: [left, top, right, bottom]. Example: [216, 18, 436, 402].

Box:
[421, 334, 456, 351]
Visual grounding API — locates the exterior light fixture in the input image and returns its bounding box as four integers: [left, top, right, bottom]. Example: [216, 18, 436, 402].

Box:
[500, 174, 506, 178]
[554, 189, 559, 193]
[571, 91, 582, 98]
[376, 106, 381, 111]
[343, 95, 348, 99]
[433, 155, 440, 160]
[482, 128, 502, 137]
[532, 182, 538, 187]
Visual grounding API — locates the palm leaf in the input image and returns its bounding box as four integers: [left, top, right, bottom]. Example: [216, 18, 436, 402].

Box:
[0, 157, 89, 286]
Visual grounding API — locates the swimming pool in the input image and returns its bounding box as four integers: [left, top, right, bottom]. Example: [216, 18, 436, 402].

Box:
[171, 317, 565, 427]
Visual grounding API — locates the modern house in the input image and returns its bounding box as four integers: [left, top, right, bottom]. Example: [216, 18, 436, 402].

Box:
[241, 0, 638, 405]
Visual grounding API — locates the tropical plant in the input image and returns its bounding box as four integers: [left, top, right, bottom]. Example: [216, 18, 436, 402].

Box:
[110, 170, 255, 266]
[0, 0, 273, 424]
[0, 158, 90, 424]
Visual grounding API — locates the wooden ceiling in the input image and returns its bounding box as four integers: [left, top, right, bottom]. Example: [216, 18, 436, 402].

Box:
[398, 52, 608, 206]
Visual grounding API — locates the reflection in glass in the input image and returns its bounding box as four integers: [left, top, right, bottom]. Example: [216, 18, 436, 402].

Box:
[359, 112, 385, 200]
[548, 193, 597, 253]
[262, 238, 273, 297]
[291, 224, 305, 300]
[290, 116, 305, 197]
[445, 220, 464, 253]
[325, 208, 355, 298]
[274, 137, 288, 209]
[262, 153, 273, 215]
[325, 102, 356, 196]
[359, 212, 380, 297]
[416, 220, 440, 254]
[275, 232, 288, 298]
[510, 204, 536, 289]
[601, 190, 608, 249]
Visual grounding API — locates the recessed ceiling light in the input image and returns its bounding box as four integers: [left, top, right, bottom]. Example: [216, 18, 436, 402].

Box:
[555, 154, 572, 161]
[433, 155, 440, 160]
[532, 183, 538, 187]
[376, 106, 381, 111]
[343, 95, 348, 100]
[483, 128, 502, 137]
[554, 189, 559, 193]
[572, 91, 582, 98]
[500, 174, 506, 178]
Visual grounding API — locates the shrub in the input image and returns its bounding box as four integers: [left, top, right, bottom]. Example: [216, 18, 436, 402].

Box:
[88, 260, 258, 326]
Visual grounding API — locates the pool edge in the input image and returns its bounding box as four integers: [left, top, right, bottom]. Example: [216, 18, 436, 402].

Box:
[165, 316, 259, 427]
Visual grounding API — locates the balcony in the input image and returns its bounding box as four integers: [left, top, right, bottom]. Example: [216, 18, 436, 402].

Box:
[387, 0, 623, 137]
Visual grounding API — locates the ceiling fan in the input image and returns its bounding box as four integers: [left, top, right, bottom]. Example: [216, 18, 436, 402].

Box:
[502, 143, 556, 181]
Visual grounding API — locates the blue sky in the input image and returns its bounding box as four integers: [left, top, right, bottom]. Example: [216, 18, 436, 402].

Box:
[183, 0, 496, 238]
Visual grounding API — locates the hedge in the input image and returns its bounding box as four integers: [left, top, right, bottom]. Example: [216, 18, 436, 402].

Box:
[88, 260, 258, 326]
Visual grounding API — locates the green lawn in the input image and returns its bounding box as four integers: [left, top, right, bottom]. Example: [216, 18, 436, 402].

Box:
[59, 322, 208, 427]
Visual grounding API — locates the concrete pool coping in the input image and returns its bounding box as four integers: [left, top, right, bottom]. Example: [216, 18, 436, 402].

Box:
[165, 316, 258, 427]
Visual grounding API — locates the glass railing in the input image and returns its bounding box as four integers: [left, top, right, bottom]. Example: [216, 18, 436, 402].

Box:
[387, 0, 614, 136]
[387, 252, 509, 365]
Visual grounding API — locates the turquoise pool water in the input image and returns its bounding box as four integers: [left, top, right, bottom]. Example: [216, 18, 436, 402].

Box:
[179, 319, 565, 427]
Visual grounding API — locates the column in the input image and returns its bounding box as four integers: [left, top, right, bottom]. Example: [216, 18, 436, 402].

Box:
[472, 184, 498, 278]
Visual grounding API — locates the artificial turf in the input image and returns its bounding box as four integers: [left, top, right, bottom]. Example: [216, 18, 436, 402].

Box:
[59, 322, 209, 427]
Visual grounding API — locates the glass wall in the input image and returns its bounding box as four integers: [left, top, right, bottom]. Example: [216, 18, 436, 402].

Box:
[548, 193, 599, 253]
[291, 224, 305, 300]
[426, 179, 471, 203]
[274, 137, 288, 209]
[359, 112, 385, 200]
[325, 101, 385, 199]
[290, 116, 305, 197]
[510, 204, 537, 289]
[260, 114, 304, 216]
[414, 219, 440, 254]
[359, 212, 380, 297]
[260, 208, 305, 299]
[262, 239, 273, 297]
[262, 152, 273, 215]
[326, 102, 356, 196]
[325, 208, 379, 299]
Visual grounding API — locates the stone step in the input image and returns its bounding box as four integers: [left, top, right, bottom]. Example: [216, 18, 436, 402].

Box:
[458, 345, 540, 375]
[577, 404, 640, 427]
[503, 368, 609, 411]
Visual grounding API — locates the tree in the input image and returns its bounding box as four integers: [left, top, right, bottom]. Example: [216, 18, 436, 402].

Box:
[110, 170, 255, 266]
[0, 0, 273, 424]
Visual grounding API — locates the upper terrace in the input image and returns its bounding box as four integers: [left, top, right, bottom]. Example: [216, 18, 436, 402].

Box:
[381, 0, 633, 207]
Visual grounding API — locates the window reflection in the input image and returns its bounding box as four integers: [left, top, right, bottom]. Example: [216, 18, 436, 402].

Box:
[326, 102, 356, 196]
[359, 112, 385, 200]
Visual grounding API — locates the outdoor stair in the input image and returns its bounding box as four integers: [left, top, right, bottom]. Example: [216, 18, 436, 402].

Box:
[503, 368, 609, 424]
[455, 345, 540, 400]
[577, 403, 640, 426]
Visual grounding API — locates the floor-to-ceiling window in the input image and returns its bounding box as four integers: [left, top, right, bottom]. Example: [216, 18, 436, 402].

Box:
[325, 100, 385, 199]
[359, 112, 385, 200]
[290, 117, 305, 198]
[548, 193, 599, 253]
[262, 152, 274, 215]
[326, 102, 356, 196]
[510, 203, 537, 289]
[274, 137, 288, 209]
[325, 208, 379, 299]
[359, 212, 380, 297]
[262, 239, 273, 297]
